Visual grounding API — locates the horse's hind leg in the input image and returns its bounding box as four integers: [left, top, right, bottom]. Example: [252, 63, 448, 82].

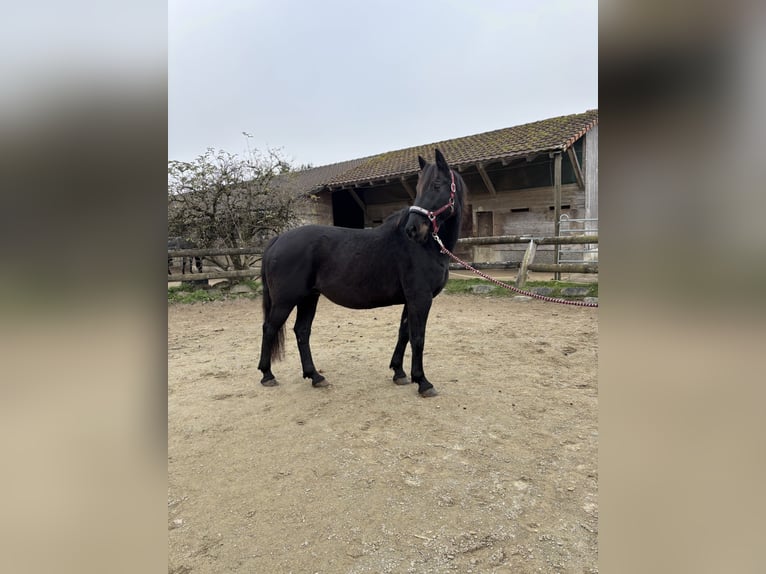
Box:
[389, 306, 411, 385]
[258, 304, 292, 386]
[294, 293, 327, 388]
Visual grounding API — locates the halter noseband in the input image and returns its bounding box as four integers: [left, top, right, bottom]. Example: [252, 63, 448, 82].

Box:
[408, 170, 457, 234]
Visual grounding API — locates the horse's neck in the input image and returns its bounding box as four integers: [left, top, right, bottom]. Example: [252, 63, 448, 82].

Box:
[439, 206, 462, 251]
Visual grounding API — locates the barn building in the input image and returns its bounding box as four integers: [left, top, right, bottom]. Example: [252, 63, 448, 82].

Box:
[284, 109, 598, 264]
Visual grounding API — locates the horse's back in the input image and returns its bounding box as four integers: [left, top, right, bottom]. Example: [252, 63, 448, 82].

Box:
[262, 225, 327, 290]
[263, 224, 406, 309]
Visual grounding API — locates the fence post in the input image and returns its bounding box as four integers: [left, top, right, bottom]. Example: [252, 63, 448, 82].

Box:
[553, 152, 562, 280]
[515, 239, 537, 289]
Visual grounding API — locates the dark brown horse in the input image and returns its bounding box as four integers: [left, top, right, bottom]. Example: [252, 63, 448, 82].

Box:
[257, 149, 466, 397]
[167, 237, 203, 275]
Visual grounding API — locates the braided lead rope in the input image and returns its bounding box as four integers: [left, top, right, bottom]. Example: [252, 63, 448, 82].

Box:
[432, 233, 599, 308]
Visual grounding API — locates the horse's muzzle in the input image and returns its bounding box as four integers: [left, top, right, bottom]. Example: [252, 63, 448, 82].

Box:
[405, 213, 430, 243]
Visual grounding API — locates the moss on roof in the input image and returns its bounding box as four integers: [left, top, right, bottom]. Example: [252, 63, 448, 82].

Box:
[289, 109, 597, 191]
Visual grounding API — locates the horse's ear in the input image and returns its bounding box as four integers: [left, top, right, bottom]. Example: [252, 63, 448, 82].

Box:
[434, 148, 450, 173]
[418, 155, 427, 170]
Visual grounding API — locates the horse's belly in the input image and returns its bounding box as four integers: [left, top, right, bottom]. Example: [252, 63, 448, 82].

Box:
[318, 281, 404, 310]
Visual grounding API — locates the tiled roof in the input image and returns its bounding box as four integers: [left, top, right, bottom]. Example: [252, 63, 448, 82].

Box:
[290, 109, 597, 192]
[272, 157, 370, 194]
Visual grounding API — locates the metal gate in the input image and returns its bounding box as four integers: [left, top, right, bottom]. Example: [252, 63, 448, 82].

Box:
[557, 214, 598, 264]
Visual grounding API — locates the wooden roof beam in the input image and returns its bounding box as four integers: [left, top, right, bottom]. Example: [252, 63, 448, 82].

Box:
[567, 146, 585, 190]
[477, 163, 497, 195]
[400, 177, 416, 200]
[348, 189, 366, 214]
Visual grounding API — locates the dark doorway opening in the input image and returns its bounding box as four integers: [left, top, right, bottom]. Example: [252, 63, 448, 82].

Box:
[332, 190, 365, 228]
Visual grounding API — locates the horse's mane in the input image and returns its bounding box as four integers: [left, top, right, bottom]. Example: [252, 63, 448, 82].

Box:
[384, 206, 411, 230]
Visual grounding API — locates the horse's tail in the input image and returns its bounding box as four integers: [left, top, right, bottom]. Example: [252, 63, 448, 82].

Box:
[261, 258, 285, 362]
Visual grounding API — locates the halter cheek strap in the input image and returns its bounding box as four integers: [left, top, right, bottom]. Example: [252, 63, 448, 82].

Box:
[408, 170, 457, 234]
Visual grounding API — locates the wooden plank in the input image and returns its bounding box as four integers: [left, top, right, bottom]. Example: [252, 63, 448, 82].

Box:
[528, 263, 598, 273]
[447, 262, 598, 273]
[168, 247, 261, 257]
[477, 163, 497, 195]
[168, 269, 259, 282]
[449, 262, 519, 270]
[170, 260, 594, 280]
[169, 235, 597, 263]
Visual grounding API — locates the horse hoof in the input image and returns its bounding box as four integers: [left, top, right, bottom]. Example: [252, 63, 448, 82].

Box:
[419, 387, 438, 398]
[312, 378, 329, 388]
[393, 376, 411, 385]
[261, 378, 278, 387]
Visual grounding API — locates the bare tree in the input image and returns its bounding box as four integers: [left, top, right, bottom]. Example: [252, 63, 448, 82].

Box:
[168, 146, 305, 271]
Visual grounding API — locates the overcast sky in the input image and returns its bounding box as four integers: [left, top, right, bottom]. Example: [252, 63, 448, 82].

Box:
[169, 0, 597, 168]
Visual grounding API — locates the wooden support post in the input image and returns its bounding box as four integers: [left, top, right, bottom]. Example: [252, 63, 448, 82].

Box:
[553, 152, 562, 280]
[515, 239, 537, 289]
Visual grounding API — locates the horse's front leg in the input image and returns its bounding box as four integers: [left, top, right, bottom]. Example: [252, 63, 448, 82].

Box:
[389, 305, 410, 385]
[407, 297, 437, 397]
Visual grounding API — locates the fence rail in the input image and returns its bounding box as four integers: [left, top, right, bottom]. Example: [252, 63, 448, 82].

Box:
[168, 234, 598, 284]
[447, 262, 598, 273]
[453, 234, 599, 280]
[168, 269, 260, 282]
[168, 246, 262, 282]
[167, 246, 263, 257]
[457, 234, 598, 246]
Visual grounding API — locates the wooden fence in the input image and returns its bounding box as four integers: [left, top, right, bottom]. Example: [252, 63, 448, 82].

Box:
[168, 235, 598, 284]
[167, 246, 263, 283]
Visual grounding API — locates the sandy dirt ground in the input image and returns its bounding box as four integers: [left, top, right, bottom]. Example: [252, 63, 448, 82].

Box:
[168, 293, 598, 573]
